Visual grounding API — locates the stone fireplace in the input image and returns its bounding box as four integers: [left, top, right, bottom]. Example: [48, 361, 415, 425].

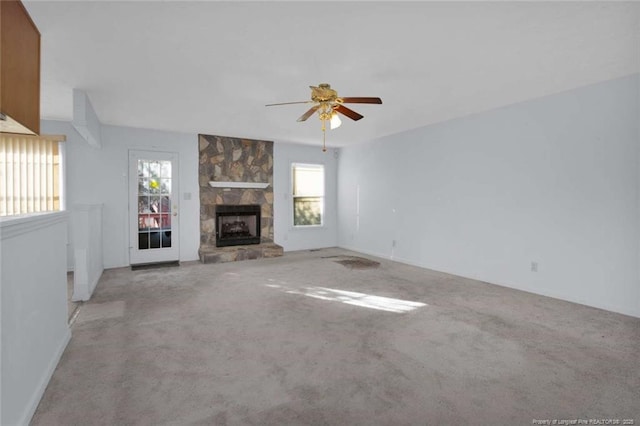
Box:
[198, 134, 283, 263]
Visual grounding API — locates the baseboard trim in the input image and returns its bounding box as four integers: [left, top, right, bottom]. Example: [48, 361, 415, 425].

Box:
[337, 245, 640, 319]
[18, 328, 71, 426]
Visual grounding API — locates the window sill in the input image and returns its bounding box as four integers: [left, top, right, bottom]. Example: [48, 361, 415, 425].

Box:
[292, 225, 325, 230]
[0, 211, 68, 241]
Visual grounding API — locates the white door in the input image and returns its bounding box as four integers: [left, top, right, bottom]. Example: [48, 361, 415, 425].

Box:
[129, 150, 180, 264]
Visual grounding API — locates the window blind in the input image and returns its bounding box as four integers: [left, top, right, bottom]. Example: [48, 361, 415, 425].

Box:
[0, 134, 65, 216]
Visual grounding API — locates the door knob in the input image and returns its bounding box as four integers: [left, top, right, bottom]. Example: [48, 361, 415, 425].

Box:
[173, 212, 177, 216]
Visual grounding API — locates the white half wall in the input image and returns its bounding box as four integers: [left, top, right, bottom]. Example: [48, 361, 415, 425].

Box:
[0, 213, 71, 425]
[41, 121, 200, 268]
[273, 142, 339, 251]
[338, 74, 640, 318]
[71, 203, 103, 301]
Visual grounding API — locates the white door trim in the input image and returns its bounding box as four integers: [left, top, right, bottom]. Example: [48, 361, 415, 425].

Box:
[128, 149, 180, 265]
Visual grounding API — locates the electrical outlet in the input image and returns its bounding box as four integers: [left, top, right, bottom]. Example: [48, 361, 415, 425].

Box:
[531, 261, 538, 272]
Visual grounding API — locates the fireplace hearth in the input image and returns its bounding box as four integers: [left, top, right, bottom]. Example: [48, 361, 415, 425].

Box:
[215, 204, 261, 247]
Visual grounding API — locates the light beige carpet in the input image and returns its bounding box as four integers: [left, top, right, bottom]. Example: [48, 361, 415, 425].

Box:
[33, 248, 639, 425]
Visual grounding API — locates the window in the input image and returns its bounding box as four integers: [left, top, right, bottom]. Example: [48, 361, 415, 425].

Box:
[292, 163, 324, 227]
[0, 134, 65, 217]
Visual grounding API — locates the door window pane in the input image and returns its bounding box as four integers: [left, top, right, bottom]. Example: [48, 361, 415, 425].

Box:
[162, 230, 172, 248]
[161, 178, 171, 195]
[138, 232, 149, 250]
[136, 158, 173, 251]
[149, 161, 160, 178]
[160, 161, 171, 178]
[149, 231, 161, 249]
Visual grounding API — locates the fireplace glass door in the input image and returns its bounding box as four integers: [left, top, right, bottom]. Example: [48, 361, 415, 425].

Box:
[215, 204, 261, 247]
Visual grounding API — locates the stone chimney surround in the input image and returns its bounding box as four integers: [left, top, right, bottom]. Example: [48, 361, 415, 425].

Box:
[198, 134, 283, 263]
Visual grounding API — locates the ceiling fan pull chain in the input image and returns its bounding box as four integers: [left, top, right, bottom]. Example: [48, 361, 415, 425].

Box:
[323, 130, 327, 152]
[322, 119, 327, 152]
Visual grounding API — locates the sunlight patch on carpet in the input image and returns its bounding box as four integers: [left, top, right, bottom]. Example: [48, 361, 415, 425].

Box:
[267, 282, 426, 313]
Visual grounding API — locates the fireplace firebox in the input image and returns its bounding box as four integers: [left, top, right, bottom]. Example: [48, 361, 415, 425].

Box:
[215, 204, 261, 247]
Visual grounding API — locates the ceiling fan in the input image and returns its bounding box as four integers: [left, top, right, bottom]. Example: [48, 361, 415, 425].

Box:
[266, 83, 382, 151]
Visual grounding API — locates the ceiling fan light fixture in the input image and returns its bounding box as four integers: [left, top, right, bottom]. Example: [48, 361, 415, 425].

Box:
[266, 83, 382, 151]
[330, 112, 342, 130]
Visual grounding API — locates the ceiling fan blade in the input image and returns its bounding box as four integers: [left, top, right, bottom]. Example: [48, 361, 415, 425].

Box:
[297, 105, 320, 122]
[335, 104, 364, 121]
[340, 97, 382, 104]
[265, 101, 313, 107]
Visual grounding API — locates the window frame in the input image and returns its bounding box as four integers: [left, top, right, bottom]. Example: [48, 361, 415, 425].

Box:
[291, 162, 325, 228]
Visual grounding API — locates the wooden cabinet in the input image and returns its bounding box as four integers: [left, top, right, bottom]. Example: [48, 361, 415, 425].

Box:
[0, 0, 40, 135]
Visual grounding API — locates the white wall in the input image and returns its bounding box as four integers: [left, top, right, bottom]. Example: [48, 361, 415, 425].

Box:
[338, 74, 640, 318]
[0, 213, 71, 425]
[637, 74, 640, 316]
[273, 142, 339, 251]
[71, 89, 102, 148]
[41, 121, 200, 268]
[43, 119, 338, 266]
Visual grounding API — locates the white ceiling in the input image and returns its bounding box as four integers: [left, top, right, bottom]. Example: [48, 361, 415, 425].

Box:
[24, 1, 640, 148]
